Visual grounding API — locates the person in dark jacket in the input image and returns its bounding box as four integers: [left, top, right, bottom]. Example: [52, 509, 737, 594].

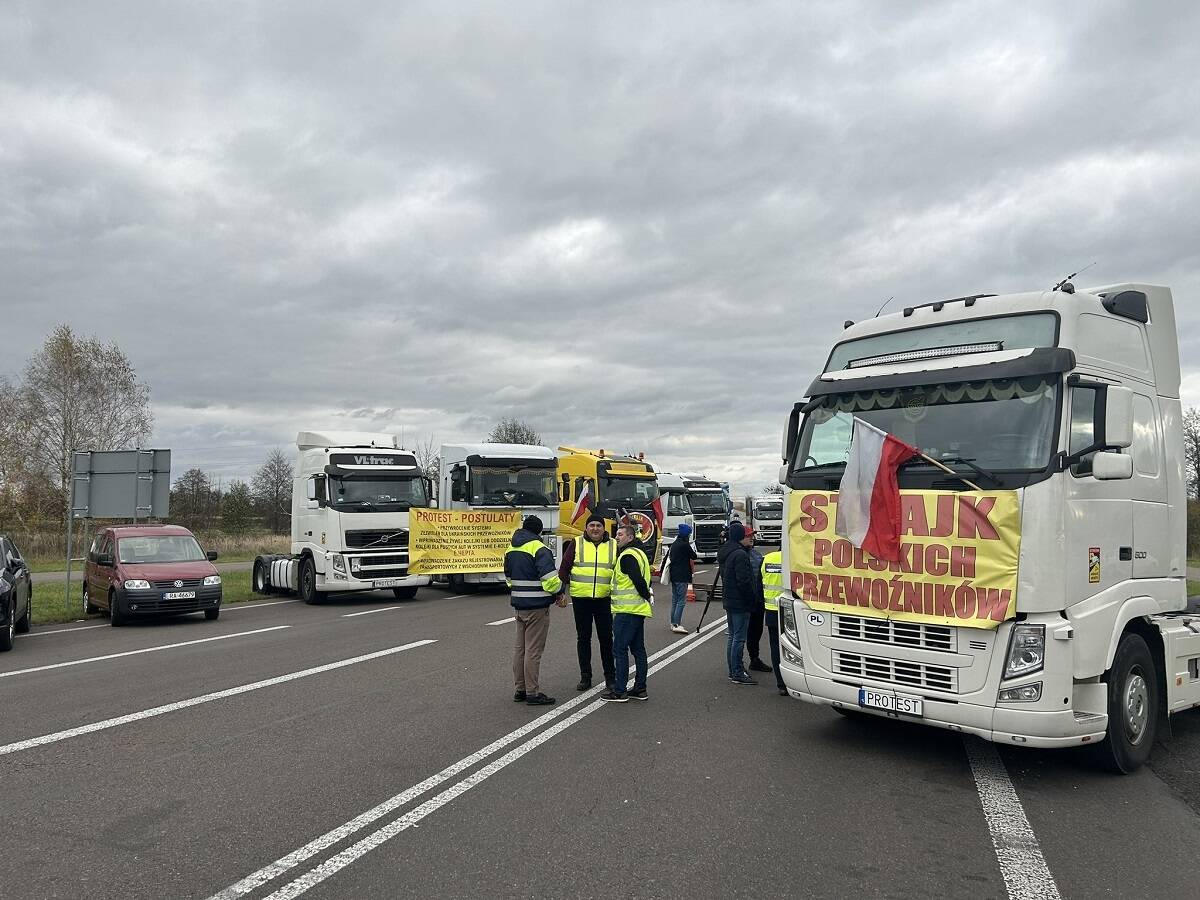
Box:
[743, 529, 772, 674]
[718, 522, 757, 684]
[667, 523, 698, 634]
[504, 515, 565, 706]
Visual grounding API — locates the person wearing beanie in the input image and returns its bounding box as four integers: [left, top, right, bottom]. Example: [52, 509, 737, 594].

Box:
[718, 521, 757, 684]
[557, 512, 617, 691]
[504, 514, 565, 706]
[666, 522, 698, 634]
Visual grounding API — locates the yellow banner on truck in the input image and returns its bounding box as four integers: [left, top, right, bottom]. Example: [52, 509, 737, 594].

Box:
[408, 508, 522, 576]
[787, 490, 1020, 630]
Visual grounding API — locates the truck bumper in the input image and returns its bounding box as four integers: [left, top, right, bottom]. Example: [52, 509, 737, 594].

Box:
[319, 573, 430, 593]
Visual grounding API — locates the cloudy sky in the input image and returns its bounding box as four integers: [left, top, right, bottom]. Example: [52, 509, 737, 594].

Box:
[3, 1, 1199, 499]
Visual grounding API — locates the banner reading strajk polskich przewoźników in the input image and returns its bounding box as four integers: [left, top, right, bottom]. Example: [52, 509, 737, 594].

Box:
[788, 490, 1020, 630]
[408, 508, 523, 576]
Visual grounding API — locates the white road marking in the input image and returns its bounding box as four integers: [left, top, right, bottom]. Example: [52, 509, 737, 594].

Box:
[0, 626, 292, 679]
[208, 616, 728, 900]
[485, 616, 516, 626]
[342, 607, 403, 618]
[0, 639, 437, 757]
[27, 599, 301, 638]
[225, 599, 301, 611]
[27, 624, 109, 637]
[261, 616, 729, 900]
[963, 737, 1061, 900]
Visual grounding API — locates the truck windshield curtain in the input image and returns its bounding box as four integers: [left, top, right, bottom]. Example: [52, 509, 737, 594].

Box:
[688, 491, 726, 514]
[753, 502, 783, 520]
[331, 474, 427, 511]
[794, 375, 1058, 474]
[470, 465, 557, 506]
[118, 536, 206, 564]
[601, 476, 660, 508]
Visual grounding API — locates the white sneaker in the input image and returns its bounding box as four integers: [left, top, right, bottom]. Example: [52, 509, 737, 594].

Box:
[671, 624, 688, 634]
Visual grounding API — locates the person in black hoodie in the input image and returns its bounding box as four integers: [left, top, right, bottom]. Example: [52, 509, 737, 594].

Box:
[504, 516, 565, 706]
[718, 522, 757, 684]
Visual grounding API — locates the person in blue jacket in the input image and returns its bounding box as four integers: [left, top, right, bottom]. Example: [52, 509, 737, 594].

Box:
[504, 515, 564, 706]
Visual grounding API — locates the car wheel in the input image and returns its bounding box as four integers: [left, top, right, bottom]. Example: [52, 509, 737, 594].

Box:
[1094, 631, 1159, 774]
[204, 608, 220, 621]
[83, 585, 101, 615]
[1, 610, 14, 651]
[392, 587, 419, 601]
[16, 598, 31, 634]
[109, 591, 126, 627]
[299, 558, 319, 605]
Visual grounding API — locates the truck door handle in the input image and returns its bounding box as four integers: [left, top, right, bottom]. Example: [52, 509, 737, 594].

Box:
[1119, 547, 1133, 561]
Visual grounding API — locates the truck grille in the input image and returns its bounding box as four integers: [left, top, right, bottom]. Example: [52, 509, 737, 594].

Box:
[833, 614, 954, 652]
[345, 529, 409, 549]
[695, 524, 723, 552]
[833, 650, 957, 693]
[349, 552, 410, 579]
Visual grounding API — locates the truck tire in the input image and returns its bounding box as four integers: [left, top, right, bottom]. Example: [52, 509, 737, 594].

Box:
[299, 558, 319, 605]
[447, 574, 477, 595]
[392, 587, 418, 601]
[1095, 631, 1159, 774]
[253, 560, 270, 595]
[109, 591, 126, 627]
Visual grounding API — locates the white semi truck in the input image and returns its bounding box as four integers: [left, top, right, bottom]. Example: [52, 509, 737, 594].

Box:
[674, 473, 728, 561]
[655, 472, 696, 562]
[778, 283, 1200, 772]
[436, 442, 560, 591]
[253, 432, 431, 603]
[744, 494, 784, 545]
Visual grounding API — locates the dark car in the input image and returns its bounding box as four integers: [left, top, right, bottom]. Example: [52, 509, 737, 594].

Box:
[1, 535, 33, 651]
[83, 525, 222, 626]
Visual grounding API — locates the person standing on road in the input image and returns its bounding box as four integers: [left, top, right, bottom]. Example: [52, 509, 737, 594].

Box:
[761, 549, 788, 696]
[558, 513, 618, 692]
[505, 515, 565, 707]
[601, 524, 653, 703]
[743, 529, 772, 675]
[667, 523, 697, 634]
[718, 522, 756, 685]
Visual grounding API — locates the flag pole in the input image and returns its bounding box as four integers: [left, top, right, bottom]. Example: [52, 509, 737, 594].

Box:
[852, 417, 983, 491]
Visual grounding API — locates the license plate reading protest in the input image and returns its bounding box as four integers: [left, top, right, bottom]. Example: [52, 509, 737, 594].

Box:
[374, 578, 405, 589]
[163, 591, 196, 600]
[859, 688, 923, 717]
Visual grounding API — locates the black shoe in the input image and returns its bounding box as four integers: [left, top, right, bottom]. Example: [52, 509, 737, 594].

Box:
[600, 690, 628, 703]
[576, 678, 592, 692]
[526, 693, 556, 706]
[513, 690, 527, 702]
[628, 688, 648, 701]
[729, 674, 757, 685]
[749, 659, 773, 673]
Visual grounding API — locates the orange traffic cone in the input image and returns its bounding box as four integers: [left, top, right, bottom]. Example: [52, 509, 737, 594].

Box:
[686, 583, 696, 602]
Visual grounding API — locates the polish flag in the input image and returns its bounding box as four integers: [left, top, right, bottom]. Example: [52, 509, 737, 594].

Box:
[835, 418, 918, 562]
[570, 480, 594, 524]
[651, 493, 668, 529]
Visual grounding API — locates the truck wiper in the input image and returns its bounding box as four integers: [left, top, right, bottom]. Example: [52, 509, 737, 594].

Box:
[901, 455, 1001, 487]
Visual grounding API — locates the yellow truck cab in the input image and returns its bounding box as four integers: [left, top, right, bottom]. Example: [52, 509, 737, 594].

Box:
[557, 447, 662, 563]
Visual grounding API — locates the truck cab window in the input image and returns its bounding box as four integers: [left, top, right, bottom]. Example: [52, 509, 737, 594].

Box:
[1069, 386, 1100, 477]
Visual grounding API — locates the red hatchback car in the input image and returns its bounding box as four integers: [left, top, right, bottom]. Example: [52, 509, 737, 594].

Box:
[83, 525, 222, 626]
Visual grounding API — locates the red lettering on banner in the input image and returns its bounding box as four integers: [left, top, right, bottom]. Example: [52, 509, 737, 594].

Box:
[902, 581, 922, 614]
[949, 547, 977, 578]
[900, 496, 929, 537]
[976, 588, 1012, 622]
[846, 577, 871, 608]
[799, 494, 828, 532]
[930, 495, 955, 538]
[831, 539, 853, 569]
[813, 539, 832, 566]
[924, 544, 948, 577]
[933, 583, 954, 618]
[801, 572, 818, 601]
[958, 497, 999, 540]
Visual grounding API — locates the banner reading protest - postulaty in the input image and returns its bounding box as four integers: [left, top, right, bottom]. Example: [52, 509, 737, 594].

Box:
[787, 490, 1021, 630]
[408, 508, 522, 576]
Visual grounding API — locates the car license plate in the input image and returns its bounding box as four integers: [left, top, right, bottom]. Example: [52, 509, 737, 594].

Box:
[858, 688, 923, 717]
[163, 591, 196, 600]
[374, 578, 405, 588]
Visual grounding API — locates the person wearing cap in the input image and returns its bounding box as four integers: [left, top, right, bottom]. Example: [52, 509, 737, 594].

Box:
[666, 523, 698, 634]
[558, 513, 617, 691]
[601, 524, 653, 703]
[743, 527, 772, 675]
[505, 515, 565, 706]
[718, 521, 757, 685]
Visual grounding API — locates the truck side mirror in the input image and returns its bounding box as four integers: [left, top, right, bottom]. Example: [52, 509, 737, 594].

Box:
[560, 474, 571, 503]
[450, 466, 466, 502]
[1092, 451, 1133, 480]
[782, 403, 802, 462]
[1103, 386, 1134, 449]
[306, 475, 328, 507]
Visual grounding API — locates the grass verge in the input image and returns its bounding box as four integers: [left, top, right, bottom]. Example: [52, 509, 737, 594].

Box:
[31, 570, 260, 627]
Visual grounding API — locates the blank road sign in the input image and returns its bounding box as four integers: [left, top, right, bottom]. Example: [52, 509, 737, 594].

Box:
[70, 449, 171, 519]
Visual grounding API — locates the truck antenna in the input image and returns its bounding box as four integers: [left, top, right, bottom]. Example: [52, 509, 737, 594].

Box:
[874, 296, 895, 317]
[1052, 261, 1096, 293]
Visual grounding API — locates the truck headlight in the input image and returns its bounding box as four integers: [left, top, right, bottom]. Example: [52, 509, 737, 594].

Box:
[1003, 624, 1045, 679]
[203, 575, 222, 586]
[123, 579, 151, 590]
[331, 553, 346, 574]
[780, 596, 800, 645]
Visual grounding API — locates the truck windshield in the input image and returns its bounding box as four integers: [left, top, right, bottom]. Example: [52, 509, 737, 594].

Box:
[470, 465, 556, 506]
[688, 492, 726, 514]
[665, 490, 691, 516]
[754, 503, 783, 520]
[794, 375, 1058, 474]
[601, 476, 660, 508]
[118, 536, 206, 563]
[331, 475, 427, 511]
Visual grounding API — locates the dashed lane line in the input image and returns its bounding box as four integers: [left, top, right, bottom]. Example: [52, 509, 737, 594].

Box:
[342, 607, 403, 618]
[485, 617, 516, 626]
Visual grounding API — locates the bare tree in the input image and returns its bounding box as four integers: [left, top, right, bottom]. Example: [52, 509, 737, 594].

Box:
[253, 449, 294, 534]
[761, 483, 784, 495]
[1183, 408, 1200, 501]
[411, 435, 440, 481]
[486, 418, 541, 445]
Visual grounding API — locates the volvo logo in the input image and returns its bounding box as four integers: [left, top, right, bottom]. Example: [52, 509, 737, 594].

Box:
[174, 580, 184, 588]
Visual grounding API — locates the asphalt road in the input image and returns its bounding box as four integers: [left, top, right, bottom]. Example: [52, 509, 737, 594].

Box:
[3, 572, 1200, 900]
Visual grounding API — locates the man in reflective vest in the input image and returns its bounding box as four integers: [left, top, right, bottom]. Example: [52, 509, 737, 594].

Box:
[601, 524, 653, 703]
[761, 549, 787, 696]
[558, 513, 617, 691]
[504, 515, 565, 706]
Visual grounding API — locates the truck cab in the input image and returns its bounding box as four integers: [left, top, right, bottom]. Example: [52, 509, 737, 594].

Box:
[744, 495, 784, 545]
[778, 283, 1200, 772]
[437, 443, 560, 591]
[655, 473, 696, 562]
[557, 447, 661, 562]
[676, 474, 727, 560]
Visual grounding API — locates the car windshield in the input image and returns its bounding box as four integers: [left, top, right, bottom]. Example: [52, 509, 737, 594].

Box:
[118, 535, 206, 564]
[688, 491, 726, 514]
[794, 375, 1058, 474]
[331, 475, 428, 511]
[470, 465, 556, 506]
[601, 476, 660, 508]
[754, 502, 783, 520]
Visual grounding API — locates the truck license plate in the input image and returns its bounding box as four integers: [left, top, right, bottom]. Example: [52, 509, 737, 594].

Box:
[374, 578, 405, 588]
[163, 591, 196, 600]
[858, 688, 923, 717]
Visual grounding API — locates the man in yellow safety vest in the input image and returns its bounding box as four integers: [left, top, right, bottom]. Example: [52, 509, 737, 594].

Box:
[558, 513, 617, 692]
[504, 515, 566, 706]
[761, 549, 788, 696]
[600, 524, 653, 703]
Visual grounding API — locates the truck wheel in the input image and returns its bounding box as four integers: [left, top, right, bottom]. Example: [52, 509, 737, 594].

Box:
[299, 558, 319, 605]
[83, 585, 100, 615]
[253, 561, 271, 595]
[447, 574, 477, 595]
[109, 591, 126, 627]
[1096, 631, 1159, 774]
[392, 587, 418, 601]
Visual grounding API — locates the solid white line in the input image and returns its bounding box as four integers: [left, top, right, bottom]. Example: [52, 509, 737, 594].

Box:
[0, 626, 292, 679]
[262, 616, 729, 900]
[26, 599, 301, 637]
[485, 616, 516, 626]
[27, 624, 109, 637]
[207, 616, 728, 900]
[963, 737, 1061, 900]
[342, 607, 403, 618]
[0, 639, 437, 758]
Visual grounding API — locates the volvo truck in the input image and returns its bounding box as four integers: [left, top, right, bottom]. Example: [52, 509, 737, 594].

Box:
[436, 442, 560, 591]
[655, 472, 696, 565]
[557, 447, 661, 563]
[253, 432, 431, 603]
[744, 494, 784, 545]
[777, 283, 1200, 772]
[676, 474, 728, 560]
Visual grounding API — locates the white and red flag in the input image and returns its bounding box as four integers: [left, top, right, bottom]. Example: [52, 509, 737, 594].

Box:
[570, 479, 595, 525]
[651, 492, 668, 529]
[835, 418, 918, 562]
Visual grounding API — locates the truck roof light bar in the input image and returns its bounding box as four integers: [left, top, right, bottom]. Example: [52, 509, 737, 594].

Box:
[847, 341, 1004, 369]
